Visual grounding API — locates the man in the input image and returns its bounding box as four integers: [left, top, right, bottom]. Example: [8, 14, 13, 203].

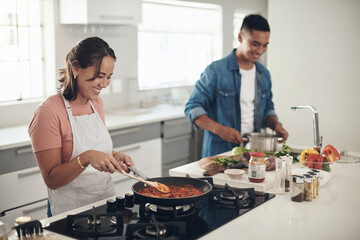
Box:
[185, 14, 288, 158]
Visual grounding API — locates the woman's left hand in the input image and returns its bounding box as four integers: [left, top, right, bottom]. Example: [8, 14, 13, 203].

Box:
[112, 151, 135, 173]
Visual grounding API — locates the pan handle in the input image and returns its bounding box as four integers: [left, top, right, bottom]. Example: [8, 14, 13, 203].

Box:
[128, 166, 149, 180]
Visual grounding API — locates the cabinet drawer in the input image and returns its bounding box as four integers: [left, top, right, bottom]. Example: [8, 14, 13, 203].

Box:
[110, 123, 161, 148]
[162, 159, 189, 177]
[0, 166, 48, 211]
[0, 145, 37, 174]
[162, 118, 191, 139]
[162, 134, 191, 164]
[0, 199, 48, 226]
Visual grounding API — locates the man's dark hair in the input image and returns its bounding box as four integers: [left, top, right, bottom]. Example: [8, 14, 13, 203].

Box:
[240, 14, 270, 33]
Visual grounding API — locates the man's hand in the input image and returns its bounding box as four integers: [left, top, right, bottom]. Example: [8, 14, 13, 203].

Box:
[215, 125, 244, 144]
[274, 123, 289, 141]
[194, 115, 243, 144]
[265, 115, 289, 141]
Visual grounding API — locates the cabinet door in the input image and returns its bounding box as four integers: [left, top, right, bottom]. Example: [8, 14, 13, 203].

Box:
[0, 199, 48, 226]
[0, 167, 48, 211]
[111, 138, 161, 195]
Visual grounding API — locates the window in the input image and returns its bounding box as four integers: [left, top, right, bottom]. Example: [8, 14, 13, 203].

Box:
[138, 0, 222, 90]
[0, 0, 54, 102]
[233, 11, 247, 48]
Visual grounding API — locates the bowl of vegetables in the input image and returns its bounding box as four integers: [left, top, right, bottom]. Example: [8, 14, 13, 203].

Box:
[298, 145, 340, 172]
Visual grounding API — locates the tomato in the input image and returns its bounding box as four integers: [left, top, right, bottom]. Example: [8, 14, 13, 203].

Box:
[307, 154, 323, 169]
[322, 145, 340, 162]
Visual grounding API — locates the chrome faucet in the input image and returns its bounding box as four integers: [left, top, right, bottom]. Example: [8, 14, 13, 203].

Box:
[291, 105, 322, 152]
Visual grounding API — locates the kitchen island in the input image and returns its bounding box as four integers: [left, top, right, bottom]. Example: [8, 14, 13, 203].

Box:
[170, 154, 360, 240]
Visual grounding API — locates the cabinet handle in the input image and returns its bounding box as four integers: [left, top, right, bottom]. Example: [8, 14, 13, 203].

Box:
[100, 15, 134, 20]
[163, 134, 191, 144]
[164, 119, 189, 127]
[17, 169, 41, 179]
[110, 127, 141, 137]
[22, 202, 48, 215]
[16, 147, 33, 155]
[163, 158, 189, 169]
[114, 145, 141, 153]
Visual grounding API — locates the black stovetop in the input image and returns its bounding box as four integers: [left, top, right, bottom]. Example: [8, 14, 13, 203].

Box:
[45, 179, 275, 240]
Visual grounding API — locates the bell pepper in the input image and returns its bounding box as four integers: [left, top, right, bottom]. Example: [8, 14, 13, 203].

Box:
[323, 145, 340, 162]
[300, 149, 319, 166]
[307, 154, 323, 170]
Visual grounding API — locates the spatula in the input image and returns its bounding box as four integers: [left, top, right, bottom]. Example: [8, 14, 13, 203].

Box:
[116, 169, 170, 194]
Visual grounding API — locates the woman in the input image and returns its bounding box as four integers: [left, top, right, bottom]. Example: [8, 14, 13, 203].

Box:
[28, 37, 135, 216]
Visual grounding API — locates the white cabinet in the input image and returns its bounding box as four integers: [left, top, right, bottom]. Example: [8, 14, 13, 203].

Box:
[111, 138, 162, 195]
[0, 167, 48, 226]
[0, 166, 47, 211]
[59, 0, 142, 25]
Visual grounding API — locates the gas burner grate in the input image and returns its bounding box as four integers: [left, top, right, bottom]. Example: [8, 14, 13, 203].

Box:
[126, 215, 186, 240]
[66, 206, 123, 237]
[210, 184, 256, 208]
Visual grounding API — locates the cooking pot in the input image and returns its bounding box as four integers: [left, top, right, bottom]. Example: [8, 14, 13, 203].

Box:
[242, 133, 283, 152]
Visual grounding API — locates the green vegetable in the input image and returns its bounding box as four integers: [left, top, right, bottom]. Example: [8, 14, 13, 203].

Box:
[322, 157, 331, 172]
[214, 157, 244, 166]
[232, 147, 253, 156]
[275, 143, 292, 157]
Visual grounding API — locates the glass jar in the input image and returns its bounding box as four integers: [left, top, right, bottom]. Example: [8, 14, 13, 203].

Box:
[291, 175, 304, 202]
[303, 174, 313, 202]
[248, 152, 266, 183]
[311, 169, 320, 196]
[307, 171, 317, 199]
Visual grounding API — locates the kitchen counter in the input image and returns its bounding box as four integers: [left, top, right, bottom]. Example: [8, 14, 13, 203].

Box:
[170, 156, 360, 240]
[0, 104, 185, 150]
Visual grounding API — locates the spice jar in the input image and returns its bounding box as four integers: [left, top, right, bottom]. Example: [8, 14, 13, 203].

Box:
[291, 175, 304, 202]
[311, 169, 320, 196]
[248, 152, 266, 183]
[274, 157, 286, 194]
[307, 171, 317, 199]
[303, 174, 313, 202]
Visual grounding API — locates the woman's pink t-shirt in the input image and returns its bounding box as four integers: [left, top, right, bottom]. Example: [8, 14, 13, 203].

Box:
[28, 92, 106, 163]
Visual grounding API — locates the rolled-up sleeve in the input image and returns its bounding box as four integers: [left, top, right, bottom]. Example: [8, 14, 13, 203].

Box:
[184, 64, 217, 128]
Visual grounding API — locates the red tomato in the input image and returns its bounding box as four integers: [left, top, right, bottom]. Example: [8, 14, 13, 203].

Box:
[323, 145, 340, 162]
[307, 154, 323, 169]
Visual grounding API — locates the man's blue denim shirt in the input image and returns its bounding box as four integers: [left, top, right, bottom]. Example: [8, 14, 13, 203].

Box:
[185, 49, 277, 158]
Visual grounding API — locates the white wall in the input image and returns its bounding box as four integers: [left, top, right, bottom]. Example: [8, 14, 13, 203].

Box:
[268, 0, 360, 151]
[0, 0, 267, 128]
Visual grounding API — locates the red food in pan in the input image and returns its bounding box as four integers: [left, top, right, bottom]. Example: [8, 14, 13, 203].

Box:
[138, 184, 204, 198]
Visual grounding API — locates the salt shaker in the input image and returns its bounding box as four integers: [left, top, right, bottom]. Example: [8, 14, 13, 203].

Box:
[291, 175, 304, 202]
[274, 157, 286, 194]
[285, 154, 292, 192]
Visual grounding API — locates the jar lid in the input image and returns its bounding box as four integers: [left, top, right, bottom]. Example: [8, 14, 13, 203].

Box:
[311, 169, 320, 177]
[303, 174, 313, 182]
[250, 152, 265, 157]
[292, 175, 304, 183]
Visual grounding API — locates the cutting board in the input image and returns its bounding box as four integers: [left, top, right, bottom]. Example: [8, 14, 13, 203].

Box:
[169, 160, 275, 192]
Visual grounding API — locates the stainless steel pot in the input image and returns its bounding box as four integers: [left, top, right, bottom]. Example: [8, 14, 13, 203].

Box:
[242, 133, 283, 152]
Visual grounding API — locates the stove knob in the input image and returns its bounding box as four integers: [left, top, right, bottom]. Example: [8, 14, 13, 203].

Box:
[133, 194, 140, 204]
[125, 193, 134, 208]
[116, 196, 125, 210]
[106, 199, 116, 212]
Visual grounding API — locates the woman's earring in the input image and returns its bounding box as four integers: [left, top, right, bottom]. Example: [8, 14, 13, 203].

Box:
[74, 75, 77, 80]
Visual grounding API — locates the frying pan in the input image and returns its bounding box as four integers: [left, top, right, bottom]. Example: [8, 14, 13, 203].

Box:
[131, 176, 213, 206]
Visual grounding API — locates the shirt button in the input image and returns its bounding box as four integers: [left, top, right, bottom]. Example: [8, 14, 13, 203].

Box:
[262, 94, 266, 98]
[225, 93, 228, 96]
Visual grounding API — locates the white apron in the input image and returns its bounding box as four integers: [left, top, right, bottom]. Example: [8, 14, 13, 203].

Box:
[48, 96, 115, 216]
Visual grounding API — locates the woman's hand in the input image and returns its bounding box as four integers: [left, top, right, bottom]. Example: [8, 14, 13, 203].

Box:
[112, 151, 135, 173]
[81, 150, 125, 173]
